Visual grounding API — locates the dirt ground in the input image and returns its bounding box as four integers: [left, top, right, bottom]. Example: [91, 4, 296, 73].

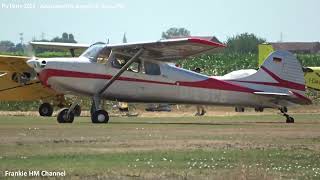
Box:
[0, 104, 319, 117]
[0, 107, 320, 179]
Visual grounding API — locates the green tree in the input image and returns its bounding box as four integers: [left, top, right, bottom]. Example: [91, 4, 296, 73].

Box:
[14, 43, 25, 52]
[62, 32, 69, 42]
[122, 33, 127, 43]
[0, 40, 15, 51]
[226, 33, 266, 54]
[161, 27, 191, 39]
[51, 33, 77, 43]
[68, 34, 76, 43]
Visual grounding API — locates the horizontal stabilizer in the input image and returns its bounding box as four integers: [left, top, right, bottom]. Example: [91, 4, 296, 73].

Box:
[254, 92, 289, 96]
[254, 91, 311, 105]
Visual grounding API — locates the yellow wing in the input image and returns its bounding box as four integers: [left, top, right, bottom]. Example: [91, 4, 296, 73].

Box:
[0, 72, 57, 101]
[0, 55, 58, 101]
[304, 67, 320, 91]
[0, 55, 31, 72]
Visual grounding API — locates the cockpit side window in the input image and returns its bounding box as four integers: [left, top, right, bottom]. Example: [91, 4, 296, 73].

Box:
[144, 61, 161, 75]
[111, 55, 141, 73]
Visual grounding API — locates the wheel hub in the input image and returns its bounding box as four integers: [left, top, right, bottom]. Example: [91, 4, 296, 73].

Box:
[97, 114, 105, 122]
[42, 108, 48, 114]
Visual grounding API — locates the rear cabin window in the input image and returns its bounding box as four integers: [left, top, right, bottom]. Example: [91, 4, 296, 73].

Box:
[144, 62, 161, 75]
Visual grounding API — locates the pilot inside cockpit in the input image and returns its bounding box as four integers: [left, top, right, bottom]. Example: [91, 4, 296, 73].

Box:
[112, 58, 126, 68]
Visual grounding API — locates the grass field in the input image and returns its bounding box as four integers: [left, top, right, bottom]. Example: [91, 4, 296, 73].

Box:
[0, 114, 320, 179]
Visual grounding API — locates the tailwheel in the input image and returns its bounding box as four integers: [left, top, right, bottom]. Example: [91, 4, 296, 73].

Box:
[73, 104, 81, 117]
[91, 110, 109, 124]
[279, 107, 294, 123]
[57, 108, 74, 123]
[39, 103, 54, 117]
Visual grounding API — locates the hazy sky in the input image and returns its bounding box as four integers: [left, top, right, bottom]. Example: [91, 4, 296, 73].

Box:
[0, 0, 319, 44]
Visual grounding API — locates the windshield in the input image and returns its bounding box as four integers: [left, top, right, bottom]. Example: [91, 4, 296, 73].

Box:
[81, 43, 105, 62]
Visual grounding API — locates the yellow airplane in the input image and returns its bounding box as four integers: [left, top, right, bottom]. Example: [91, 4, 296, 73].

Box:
[0, 55, 80, 116]
[259, 43, 320, 91]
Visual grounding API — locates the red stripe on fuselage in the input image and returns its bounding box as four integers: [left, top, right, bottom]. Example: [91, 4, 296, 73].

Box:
[39, 69, 255, 93]
[230, 66, 305, 91]
[291, 91, 312, 104]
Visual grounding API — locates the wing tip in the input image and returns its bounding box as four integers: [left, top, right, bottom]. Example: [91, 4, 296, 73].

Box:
[188, 38, 226, 48]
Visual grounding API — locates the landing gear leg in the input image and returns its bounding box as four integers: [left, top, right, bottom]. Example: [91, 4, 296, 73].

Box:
[73, 104, 81, 117]
[56, 99, 80, 123]
[279, 107, 294, 123]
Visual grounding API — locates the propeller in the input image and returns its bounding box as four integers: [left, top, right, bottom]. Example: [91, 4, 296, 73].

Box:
[23, 43, 36, 59]
[20, 43, 39, 83]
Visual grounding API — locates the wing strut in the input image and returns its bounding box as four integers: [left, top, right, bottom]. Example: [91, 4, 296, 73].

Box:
[97, 48, 144, 95]
[90, 48, 144, 110]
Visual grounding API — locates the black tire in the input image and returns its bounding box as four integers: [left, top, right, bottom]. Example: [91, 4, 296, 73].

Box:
[73, 105, 81, 117]
[57, 108, 74, 123]
[255, 107, 264, 112]
[91, 110, 109, 124]
[235, 107, 245, 112]
[39, 103, 54, 117]
[286, 117, 294, 123]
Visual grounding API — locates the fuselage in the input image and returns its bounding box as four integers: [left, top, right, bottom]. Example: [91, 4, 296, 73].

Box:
[31, 56, 290, 109]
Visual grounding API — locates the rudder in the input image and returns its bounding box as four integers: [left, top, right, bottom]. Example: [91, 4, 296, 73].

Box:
[259, 50, 305, 86]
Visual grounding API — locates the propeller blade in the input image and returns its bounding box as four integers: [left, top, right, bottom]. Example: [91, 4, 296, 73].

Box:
[23, 43, 35, 57]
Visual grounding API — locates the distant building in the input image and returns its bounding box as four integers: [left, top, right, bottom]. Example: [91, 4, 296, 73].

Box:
[268, 42, 320, 54]
[258, 42, 320, 66]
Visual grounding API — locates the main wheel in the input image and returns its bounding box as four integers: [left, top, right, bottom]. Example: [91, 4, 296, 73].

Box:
[235, 107, 245, 112]
[39, 103, 54, 117]
[91, 110, 109, 124]
[255, 107, 264, 112]
[73, 105, 81, 117]
[286, 116, 294, 123]
[57, 108, 74, 123]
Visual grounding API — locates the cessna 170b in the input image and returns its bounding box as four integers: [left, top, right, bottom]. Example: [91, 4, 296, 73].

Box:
[0, 37, 311, 124]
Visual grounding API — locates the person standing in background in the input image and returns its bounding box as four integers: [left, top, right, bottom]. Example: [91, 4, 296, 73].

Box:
[193, 67, 206, 116]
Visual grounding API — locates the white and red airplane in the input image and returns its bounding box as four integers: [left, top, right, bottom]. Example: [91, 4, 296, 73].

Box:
[25, 38, 310, 124]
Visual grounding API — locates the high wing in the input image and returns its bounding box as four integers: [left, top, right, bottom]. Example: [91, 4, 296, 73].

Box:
[254, 91, 312, 105]
[0, 55, 31, 72]
[108, 37, 226, 61]
[31, 37, 225, 62]
[30, 42, 90, 51]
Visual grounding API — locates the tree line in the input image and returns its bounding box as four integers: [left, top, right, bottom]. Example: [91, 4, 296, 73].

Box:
[0, 32, 76, 52]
